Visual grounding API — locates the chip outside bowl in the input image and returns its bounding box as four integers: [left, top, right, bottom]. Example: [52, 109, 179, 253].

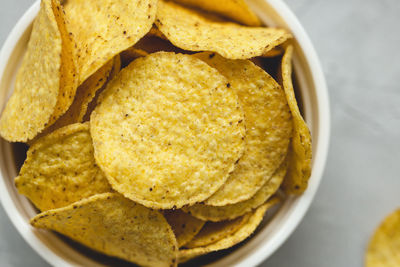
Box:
[0, 0, 330, 266]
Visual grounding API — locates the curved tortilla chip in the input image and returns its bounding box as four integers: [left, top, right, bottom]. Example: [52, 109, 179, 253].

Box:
[164, 210, 205, 247]
[41, 59, 113, 134]
[0, 0, 77, 142]
[279, 45, 312, 194]
[366, 209, 400, 267]
[179, 199, 279, 263]
[155, 1, 291, 60]
[173, 0, 261, 26]
[195, 52, 292, 206]
[185, 214, 250, 249]
[15, 123, 111, 211]
[90, 52, 245, 209]
[63, 0, 157, 83]
[31, 193, 178, 267]
[185, 160, 287, 221]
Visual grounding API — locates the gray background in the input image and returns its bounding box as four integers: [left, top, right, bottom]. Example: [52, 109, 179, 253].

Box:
[1, 0, 400, 266]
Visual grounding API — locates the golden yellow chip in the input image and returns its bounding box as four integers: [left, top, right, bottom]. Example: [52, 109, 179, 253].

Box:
[15, 123, 111, 211]
[155, 1, 291, 60]
[82, 56, 121, 122]
[366, 209, 400, 267]
[164, 210, 205, 247]
[195, 52, 292, 206]
[185, 161, 287, 221]
[31, 193, 178, 267]
[179, 199, 279, 263]
[185, 214, 250, 248]
[90, 52, 245, 209]
[0, 0, 78, 142]
[42, 59, 113, 133]
[278, 45, 312, 194]
[47, 0, 78, 127]
[172, 0, 261, 26]
[63, 0, 157, 83]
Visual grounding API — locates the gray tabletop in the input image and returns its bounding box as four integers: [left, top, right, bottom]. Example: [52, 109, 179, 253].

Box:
[1, 0, 400, 266]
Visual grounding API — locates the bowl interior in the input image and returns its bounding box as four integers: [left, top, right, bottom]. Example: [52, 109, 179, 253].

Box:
[0, 0, 329, 266]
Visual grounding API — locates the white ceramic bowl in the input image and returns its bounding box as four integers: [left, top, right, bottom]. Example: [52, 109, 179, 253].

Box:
[0, 0, 330, 266]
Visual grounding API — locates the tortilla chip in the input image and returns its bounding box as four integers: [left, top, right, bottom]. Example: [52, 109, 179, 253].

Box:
[31, 193, 178, 266]
[278, 45, 312, 194]
[42, 58, 113, 133]
[172, 0, 261, 26]
[179, 199, 279, 262]
[185, 160, 287, 221]
[366, 209, 400, 267]
[155, 1, 291, 60]
[63, 0, 157, 83]
[90, 52, 245, 209]
[185, 214, 250, 248]
[0, 0, 77, 142]
[195, 52, 292, 206]
[15, 123, 111, 211]
[164, 210, 205, 247]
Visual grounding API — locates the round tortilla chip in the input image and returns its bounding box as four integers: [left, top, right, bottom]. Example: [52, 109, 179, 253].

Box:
[164, 210, 205, 247]
[185, 160, 287, 221]
[90, 52, 245, 209]
[0, 0, 77, 142]
[63, 0, 157, 83]
[179, 200, 278, 263]
[31, 193, 178, 267]
[155, 0, 291, 60]
[172, 0, 261, 26]
[15, 123, 111, 211]
[184, 214, 250, 249]
[195, 52, 292, 206]
[366, 209, 400, 267]
[278, 45, 312, 194]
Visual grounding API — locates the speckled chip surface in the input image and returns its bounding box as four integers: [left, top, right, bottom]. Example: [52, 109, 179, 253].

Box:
[0, 0, 77, 142]
[196, 52, 292, 206]
[90, 52, 245, 209]
[15, 123, 111, 211]
[31, 193, 178, 267]
[63, 0, 157, 83]
[155, 0, 291, 60]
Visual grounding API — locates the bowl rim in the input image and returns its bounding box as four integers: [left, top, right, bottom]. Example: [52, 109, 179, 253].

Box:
[0, 0, 330, 266]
